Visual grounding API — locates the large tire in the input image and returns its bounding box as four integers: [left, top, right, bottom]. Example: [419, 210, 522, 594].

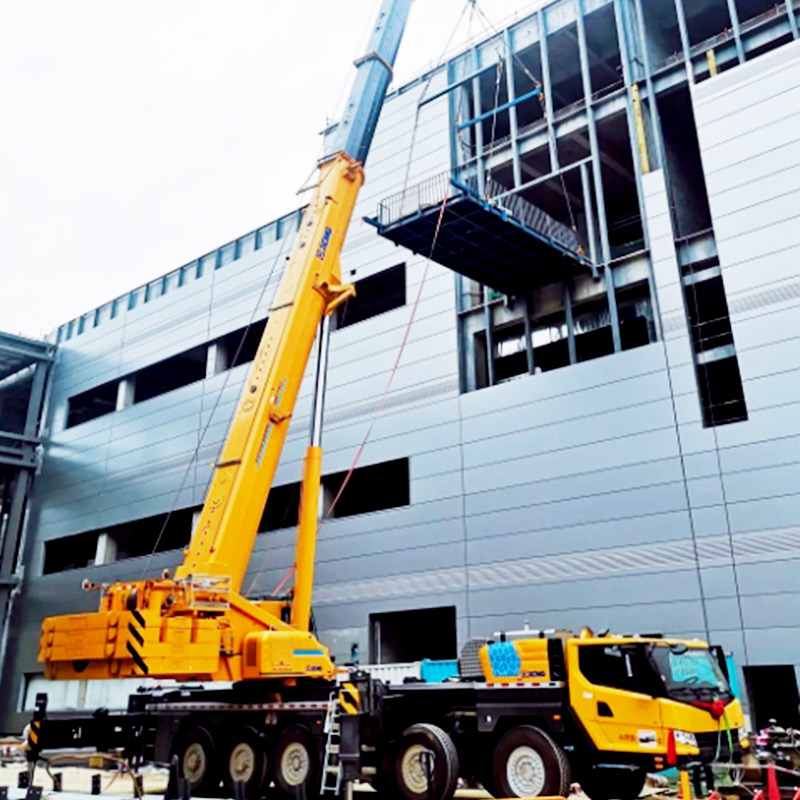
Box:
[391, 723, 459, 800]
[274, 725, 320, 799]
[173, 726, 220, 797]
[581, 766, 646, 800]
[222, 726, 268, 799]
[492, 726, 571, 798]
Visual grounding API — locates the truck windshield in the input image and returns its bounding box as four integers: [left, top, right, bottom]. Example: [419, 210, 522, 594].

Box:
[648, 645, 731, 701]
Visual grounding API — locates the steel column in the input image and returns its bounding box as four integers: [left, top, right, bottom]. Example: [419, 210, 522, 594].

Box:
[725, 0, 746, 64]
[632, 0, 666, 170]
[523, 294, 535, 375]
[539, 9, 560, 171]
[673, 0, 693, 81]
[472, 46, 486, 196]
[786, 0, 799, 39]
[564, 283, 577, 365]
[0, 472, 30, 579]
[483, 287, 496, 387]
[575, 0, 615, 312]
[504, 27, 523, 188]
[604, 262, 623, 353]
[580, 162, 599, 279]
[612, 0, 651, 254]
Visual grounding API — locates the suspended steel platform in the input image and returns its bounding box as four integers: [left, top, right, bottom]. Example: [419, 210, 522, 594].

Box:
[367, 172, 592, 296]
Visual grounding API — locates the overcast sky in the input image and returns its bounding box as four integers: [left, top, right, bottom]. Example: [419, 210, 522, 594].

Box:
[1, 0, 544, 339]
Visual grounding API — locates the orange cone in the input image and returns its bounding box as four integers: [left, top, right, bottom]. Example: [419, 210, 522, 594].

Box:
[766, 763, 781, 800]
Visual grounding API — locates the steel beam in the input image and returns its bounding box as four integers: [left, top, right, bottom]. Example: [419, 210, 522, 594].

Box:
[580, 162, 600, 279]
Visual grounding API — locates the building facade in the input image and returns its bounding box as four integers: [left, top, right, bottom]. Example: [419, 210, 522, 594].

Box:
[2, 0, 800, 734]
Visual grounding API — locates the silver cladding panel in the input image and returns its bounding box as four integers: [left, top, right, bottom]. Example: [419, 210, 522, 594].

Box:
[4, 43, 800, 731]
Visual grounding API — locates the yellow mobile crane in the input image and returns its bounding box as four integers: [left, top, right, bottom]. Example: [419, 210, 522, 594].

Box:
[39, 0, 413, 688]
[30, 3, 746, 800]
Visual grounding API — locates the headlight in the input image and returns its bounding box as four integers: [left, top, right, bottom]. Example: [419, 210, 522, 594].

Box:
[675, 730, 698, 747]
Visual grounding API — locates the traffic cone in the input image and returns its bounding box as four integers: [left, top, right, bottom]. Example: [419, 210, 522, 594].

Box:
[790, 786, 800, 800]
[752, 790, 765, 800]
[707, 791, 719, 800]
[766, 763, 781, 800]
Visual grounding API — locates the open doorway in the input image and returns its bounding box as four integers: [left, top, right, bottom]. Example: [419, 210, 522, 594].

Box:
[744, 665, 800, 730]
[369, 606, 457, 664]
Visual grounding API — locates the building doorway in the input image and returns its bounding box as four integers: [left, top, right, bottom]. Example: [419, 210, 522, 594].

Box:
[744, 665, 800, 730]
[369, 606, 457, 664]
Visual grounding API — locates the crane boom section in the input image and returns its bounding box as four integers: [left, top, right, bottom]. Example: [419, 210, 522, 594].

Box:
[174, 153, 361, 592]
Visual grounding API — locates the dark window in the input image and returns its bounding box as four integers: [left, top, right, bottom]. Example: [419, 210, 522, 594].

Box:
[578, 643, 655, 695]
[370, 606, 456, 663]
[574, 303, 614, 363]
[66, 380, 118, 428]
[134, 345, 206, 403]
[617, 285, 656, 351]
[494, 324, 529, 383]
[684, 272, 735, 354]
[336, 264, 406, 329]
[217, 317, 268, 371]
[532, 319, 570, 372]
[698, 356, 748, 427]
[43, 531, 97, 574]
[259, 481, 301, 532]
[42, 508, 196, 573]
[745, 665, 800, 730]
[112, 508, 196, 559]
[324, 458, 409, 519]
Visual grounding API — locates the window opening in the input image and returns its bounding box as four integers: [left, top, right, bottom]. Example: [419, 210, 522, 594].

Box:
[134, 345, 206, 404]
[574, 302, 614, 363]
[682, 261, 748, 427]
[617, 284, 656, 351]
[324, 458, 409, 519]
[66, 380, 118, 428]
[217, 317, 268, 371]
[336, 264, 406, 329]
[259, 481, 301, 532]
[370, 606, 456, 664]
[43, 531, 97, 574]
[744, 665, 800, 730]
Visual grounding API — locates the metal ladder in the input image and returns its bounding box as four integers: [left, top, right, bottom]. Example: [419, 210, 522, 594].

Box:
[320, 692, 342, 796]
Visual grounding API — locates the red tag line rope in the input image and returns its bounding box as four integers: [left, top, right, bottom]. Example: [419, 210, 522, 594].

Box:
[267, 188, 452, 598]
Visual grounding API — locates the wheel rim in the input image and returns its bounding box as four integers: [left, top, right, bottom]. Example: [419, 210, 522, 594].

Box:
[229, 741, 256, 784]
[505, 745, 546, 797]
[183, 742, 207, 785]
[401, 743, 435, 795]
[281, 741, 310, 786]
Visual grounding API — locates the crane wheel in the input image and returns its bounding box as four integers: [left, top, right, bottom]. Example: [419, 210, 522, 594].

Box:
[491, 725, 571, 798]
[173, 725, 220, 797]
[391, 723, 459, 800]
[274, 725, 320, 799]
[222, 726, 268, 799]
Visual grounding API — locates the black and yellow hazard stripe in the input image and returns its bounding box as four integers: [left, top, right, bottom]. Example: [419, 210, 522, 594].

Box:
[338, 682, 361, 715]
[27, 719, 41, 749]
[126, 610, 149, 675]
